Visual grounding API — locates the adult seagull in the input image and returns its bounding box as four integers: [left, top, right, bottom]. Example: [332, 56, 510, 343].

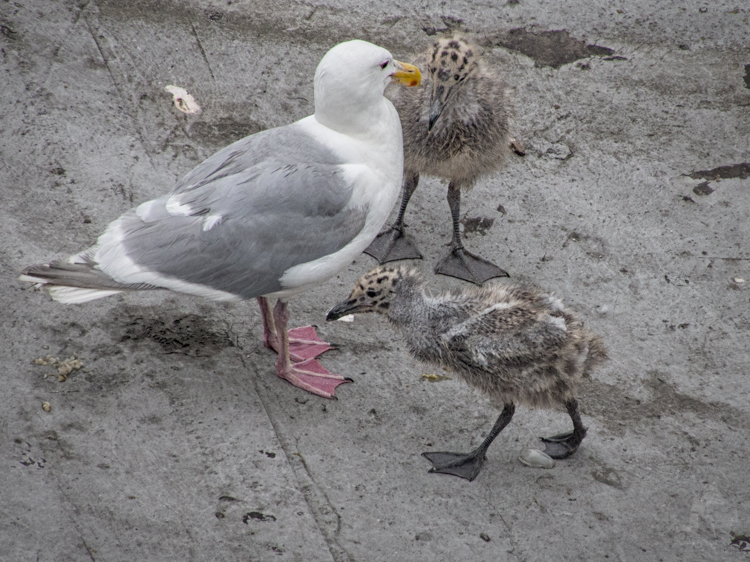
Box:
[20, 40, 421, 399]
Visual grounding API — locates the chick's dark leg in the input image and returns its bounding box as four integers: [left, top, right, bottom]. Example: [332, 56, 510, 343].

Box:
[434, 181, 509, 284]
[422, 403, 515, 482]
[364, 172, 423, 263]
[540, 398, 587, 459]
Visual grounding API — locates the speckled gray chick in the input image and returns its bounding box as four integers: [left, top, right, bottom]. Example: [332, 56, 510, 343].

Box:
[327, 264, 608, 481]
[365, 37, 518, 285]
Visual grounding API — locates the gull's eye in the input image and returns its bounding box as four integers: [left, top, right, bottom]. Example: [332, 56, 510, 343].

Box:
[380, 60, 389, 70]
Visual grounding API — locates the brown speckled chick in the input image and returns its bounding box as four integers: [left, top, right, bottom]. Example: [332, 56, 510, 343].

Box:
[327, 265, 608, 481]
[365, 37, 517, 285]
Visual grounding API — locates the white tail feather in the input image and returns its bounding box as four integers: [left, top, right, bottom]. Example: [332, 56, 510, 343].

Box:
[18, 274, 50, 285]
[46, 285, 124, 304]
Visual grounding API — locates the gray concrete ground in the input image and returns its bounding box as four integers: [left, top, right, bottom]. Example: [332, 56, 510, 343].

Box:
[1, 1, 749, 560]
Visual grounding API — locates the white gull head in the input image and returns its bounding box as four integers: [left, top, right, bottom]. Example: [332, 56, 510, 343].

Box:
[313, 40, 419, 136]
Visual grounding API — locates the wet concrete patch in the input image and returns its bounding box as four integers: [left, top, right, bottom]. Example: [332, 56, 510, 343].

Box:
[487, 29, 614, 69]
[460, 216, 494, 235]
[581, 372, 750, 431]
[112, 305, 234, 357]
[692, 182, 714, 196]
[689, 162, 750, 181]
[687, 163, 750, 196]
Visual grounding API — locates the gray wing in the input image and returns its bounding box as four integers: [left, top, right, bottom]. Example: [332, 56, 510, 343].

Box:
[172, 125, 344, 195]
[441, 306, 568, 370]
[117, 129, 366, 299]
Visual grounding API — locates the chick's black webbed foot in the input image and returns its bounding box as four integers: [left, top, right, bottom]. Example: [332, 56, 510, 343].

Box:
[364, 226, 423, 264]
[422, 451, 485, 482]
[540, 428, 587, 459]
[435, 247, 509, 285]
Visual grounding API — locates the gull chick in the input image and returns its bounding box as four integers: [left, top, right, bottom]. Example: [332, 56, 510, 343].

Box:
[20, 40, 421, 400]
[366, 36, 518, 285]
[327, 265, 607, 480]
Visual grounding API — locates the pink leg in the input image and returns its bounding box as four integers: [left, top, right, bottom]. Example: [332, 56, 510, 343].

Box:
[257, 297, 278, 350]
[272, 300, 350, 399]
[258, 297, 334, 362]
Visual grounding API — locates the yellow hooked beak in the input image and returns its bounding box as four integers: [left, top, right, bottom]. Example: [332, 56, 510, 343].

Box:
[390, 60, 422, 87]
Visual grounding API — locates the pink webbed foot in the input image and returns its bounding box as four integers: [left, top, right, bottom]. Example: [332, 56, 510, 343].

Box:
[277, 358, 351, 399]
[263, 325, 335, 362]
[287, 325, 336, 362]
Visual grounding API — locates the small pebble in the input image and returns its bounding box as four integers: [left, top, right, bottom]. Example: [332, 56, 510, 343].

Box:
[518, 448, 555, 468]
[733, 277, 745, 284]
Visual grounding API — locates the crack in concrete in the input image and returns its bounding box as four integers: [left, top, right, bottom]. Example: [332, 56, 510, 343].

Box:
[39, 446, 99, 562]
[233, 326, 349, 562]
[189, 19, 215, 80]
[477, 483, 524, 561]
[80, 1, 156, 168]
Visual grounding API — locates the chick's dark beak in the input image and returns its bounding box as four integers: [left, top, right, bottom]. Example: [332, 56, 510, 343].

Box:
[326, 298, 364, 322]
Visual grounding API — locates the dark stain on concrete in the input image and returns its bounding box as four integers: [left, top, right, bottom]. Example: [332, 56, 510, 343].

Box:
[460, 216, 494, 235]
[744, 64, 750, 89]
[113, 305, 234, 357]
[692, 181, 715, 196]
[591, 466, 626, 490]
[0, 23, 19, 40]
[562, 231, 607, 260]
[731, 534, 750, 552]
[243, 511, 277, 523]
[689, 162, 750, 181]
[580, 371, 750, 431]
[487, 29, 614, 69]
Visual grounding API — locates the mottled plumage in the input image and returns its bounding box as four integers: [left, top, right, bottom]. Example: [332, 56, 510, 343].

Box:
[365, 37, 517, 285]
[328, 265, 608, 480]
[397, 38, 512, 184]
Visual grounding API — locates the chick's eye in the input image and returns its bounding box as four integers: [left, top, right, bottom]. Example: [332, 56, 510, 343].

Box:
[380, 60, 389, 70]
